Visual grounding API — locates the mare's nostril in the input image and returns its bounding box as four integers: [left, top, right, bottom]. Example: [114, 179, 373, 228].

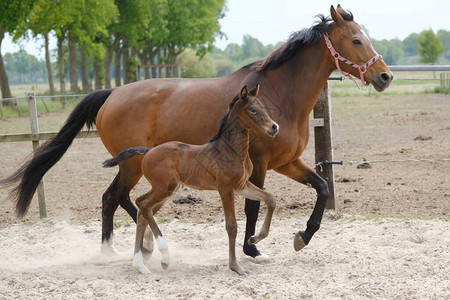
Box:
[380, 72, 392, 83]
[272, 124, 278, 131]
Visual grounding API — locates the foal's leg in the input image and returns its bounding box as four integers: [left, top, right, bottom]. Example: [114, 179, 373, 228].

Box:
[134, 208, 151, 274]
[218, 188, 246, 275]
[275, 158, 329, 251]
[238, 182, 276, 246]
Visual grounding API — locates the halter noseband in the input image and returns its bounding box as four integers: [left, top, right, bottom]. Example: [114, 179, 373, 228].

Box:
[324, 34, 383, 89]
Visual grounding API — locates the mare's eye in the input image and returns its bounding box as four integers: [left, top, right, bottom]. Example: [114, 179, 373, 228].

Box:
[249, 107, 257, 114]
[352, 39, 362, 46]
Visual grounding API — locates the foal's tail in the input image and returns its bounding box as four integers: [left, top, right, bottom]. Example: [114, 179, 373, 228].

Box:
[102, 147, 151, 168]
[0, 89, 113, 218]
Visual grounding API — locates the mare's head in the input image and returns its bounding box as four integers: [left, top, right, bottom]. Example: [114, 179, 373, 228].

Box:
[326, 5, 393, 91]
[235, 85, 279, 137]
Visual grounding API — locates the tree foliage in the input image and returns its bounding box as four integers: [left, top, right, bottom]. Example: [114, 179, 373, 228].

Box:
[416, 29, 445, 64]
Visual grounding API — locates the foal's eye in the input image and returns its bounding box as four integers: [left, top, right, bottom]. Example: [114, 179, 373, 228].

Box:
[352, 39, 362, 46]
[248, 107, 257, 114]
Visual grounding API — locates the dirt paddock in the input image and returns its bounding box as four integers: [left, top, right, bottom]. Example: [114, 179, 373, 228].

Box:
[0, 94, 449, 299]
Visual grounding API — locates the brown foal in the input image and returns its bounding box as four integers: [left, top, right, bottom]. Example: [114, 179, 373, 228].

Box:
[103, 85, 279, 275]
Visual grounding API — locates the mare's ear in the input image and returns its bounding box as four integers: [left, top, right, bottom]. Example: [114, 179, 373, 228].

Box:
[330, 5, 344, 25]
[249, 84, 260, 97]
[240, 86, 248, 100]
[336, 4, 347, 16]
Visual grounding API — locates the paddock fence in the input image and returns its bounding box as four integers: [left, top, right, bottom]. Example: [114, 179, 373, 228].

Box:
[1, 65, 449, 219]
[0, 88, 335, 218]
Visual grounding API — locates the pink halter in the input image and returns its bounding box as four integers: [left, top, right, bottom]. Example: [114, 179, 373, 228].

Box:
[324, 34, 383, 89]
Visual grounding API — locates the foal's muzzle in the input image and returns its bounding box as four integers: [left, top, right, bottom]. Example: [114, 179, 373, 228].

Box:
[267, 123, 279, 137]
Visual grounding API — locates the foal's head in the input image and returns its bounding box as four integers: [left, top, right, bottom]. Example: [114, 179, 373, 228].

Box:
[234, 85, 279, 138]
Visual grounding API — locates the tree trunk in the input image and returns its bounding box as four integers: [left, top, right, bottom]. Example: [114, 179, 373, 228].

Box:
[93, 56, 103, 90]
[68, 35, 78, 93]
[57, 35, 66, 97]
[104, 46, 113, 89]
[122, 45, 129, 84]
[0, 30, 12, 100]
[44, 33, 55, 96]
[114, 41, 121, 87]
[79, 47, 90, 93]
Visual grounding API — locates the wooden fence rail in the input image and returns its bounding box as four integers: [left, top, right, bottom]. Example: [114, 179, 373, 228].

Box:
[0, 89, 336, 218]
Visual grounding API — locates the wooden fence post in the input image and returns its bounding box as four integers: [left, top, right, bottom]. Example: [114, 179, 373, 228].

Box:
[27, 93, 47, 218]
[313, 82, 336, 209]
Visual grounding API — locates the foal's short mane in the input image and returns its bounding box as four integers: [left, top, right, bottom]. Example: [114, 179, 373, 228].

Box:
[209, 94, 241, 142]
[250, 11, 353, 72]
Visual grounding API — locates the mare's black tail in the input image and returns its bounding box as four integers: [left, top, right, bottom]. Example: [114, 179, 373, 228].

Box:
[0, 89, 113, 218]
[102, 147, 151, 168]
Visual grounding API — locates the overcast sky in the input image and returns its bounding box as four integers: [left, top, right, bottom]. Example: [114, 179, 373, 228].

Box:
[2, 0, 450, 59]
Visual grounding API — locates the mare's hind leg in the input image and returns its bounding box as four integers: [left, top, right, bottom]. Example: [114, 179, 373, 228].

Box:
[102, 161, 153, 254]
[238, 182, 276, 246]
[219, 188, 247, 275]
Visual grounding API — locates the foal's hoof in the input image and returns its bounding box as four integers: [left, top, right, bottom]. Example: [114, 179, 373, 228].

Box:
[294, 231, 307, 251]
[230, 265, 248, 276]
[161, 261, 169, 270]
[247, 236, 257, 245]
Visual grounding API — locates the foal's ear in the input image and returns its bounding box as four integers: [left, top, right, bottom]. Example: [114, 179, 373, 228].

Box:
[330, 5, 344, 25]
[240, 86, 248, 100]
[249, 84, 260, 97]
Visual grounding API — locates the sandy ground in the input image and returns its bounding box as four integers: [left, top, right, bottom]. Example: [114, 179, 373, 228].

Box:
[0, 93, 449, 299]
[1, 216, 449, 300]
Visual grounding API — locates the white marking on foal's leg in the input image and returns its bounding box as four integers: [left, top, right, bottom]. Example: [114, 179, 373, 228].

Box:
[157, 235, 170, 270]
[133, 250, 150, 274]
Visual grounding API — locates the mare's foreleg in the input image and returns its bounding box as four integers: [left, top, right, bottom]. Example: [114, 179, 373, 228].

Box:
[238, 182, 276, 245]
[219, 188, 247, 275]
[275, 158, 329, 251]
[242, 164, 268, 260]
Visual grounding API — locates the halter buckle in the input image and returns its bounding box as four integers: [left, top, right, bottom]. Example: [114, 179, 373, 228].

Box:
[359, 65, 367, 73]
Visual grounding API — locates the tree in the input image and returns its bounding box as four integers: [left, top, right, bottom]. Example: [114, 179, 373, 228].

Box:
[0, 0, 37, 99]
[162, 0, 226, 64]
[372, 39, 403, 65]
[416, 29, 445, 64]
[403, 33, 419, 57]
[241, 34, 266, 59]
[437, 29, 450, 61]
[177, 49, 216, 78]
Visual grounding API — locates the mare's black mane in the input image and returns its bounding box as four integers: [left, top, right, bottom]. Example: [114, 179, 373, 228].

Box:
[249, 10, 353, 71]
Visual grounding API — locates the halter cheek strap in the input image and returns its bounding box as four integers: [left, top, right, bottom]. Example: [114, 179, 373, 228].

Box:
[324, 34, 383, 89]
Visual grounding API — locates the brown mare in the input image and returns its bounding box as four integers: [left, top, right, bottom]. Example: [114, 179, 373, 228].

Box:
[1, 5, 393, 260]
[103, 85, 279, 274]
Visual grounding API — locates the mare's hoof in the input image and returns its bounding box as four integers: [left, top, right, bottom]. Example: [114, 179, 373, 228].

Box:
[294, 231, 307, 251]
[254, 252, 270, 263]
